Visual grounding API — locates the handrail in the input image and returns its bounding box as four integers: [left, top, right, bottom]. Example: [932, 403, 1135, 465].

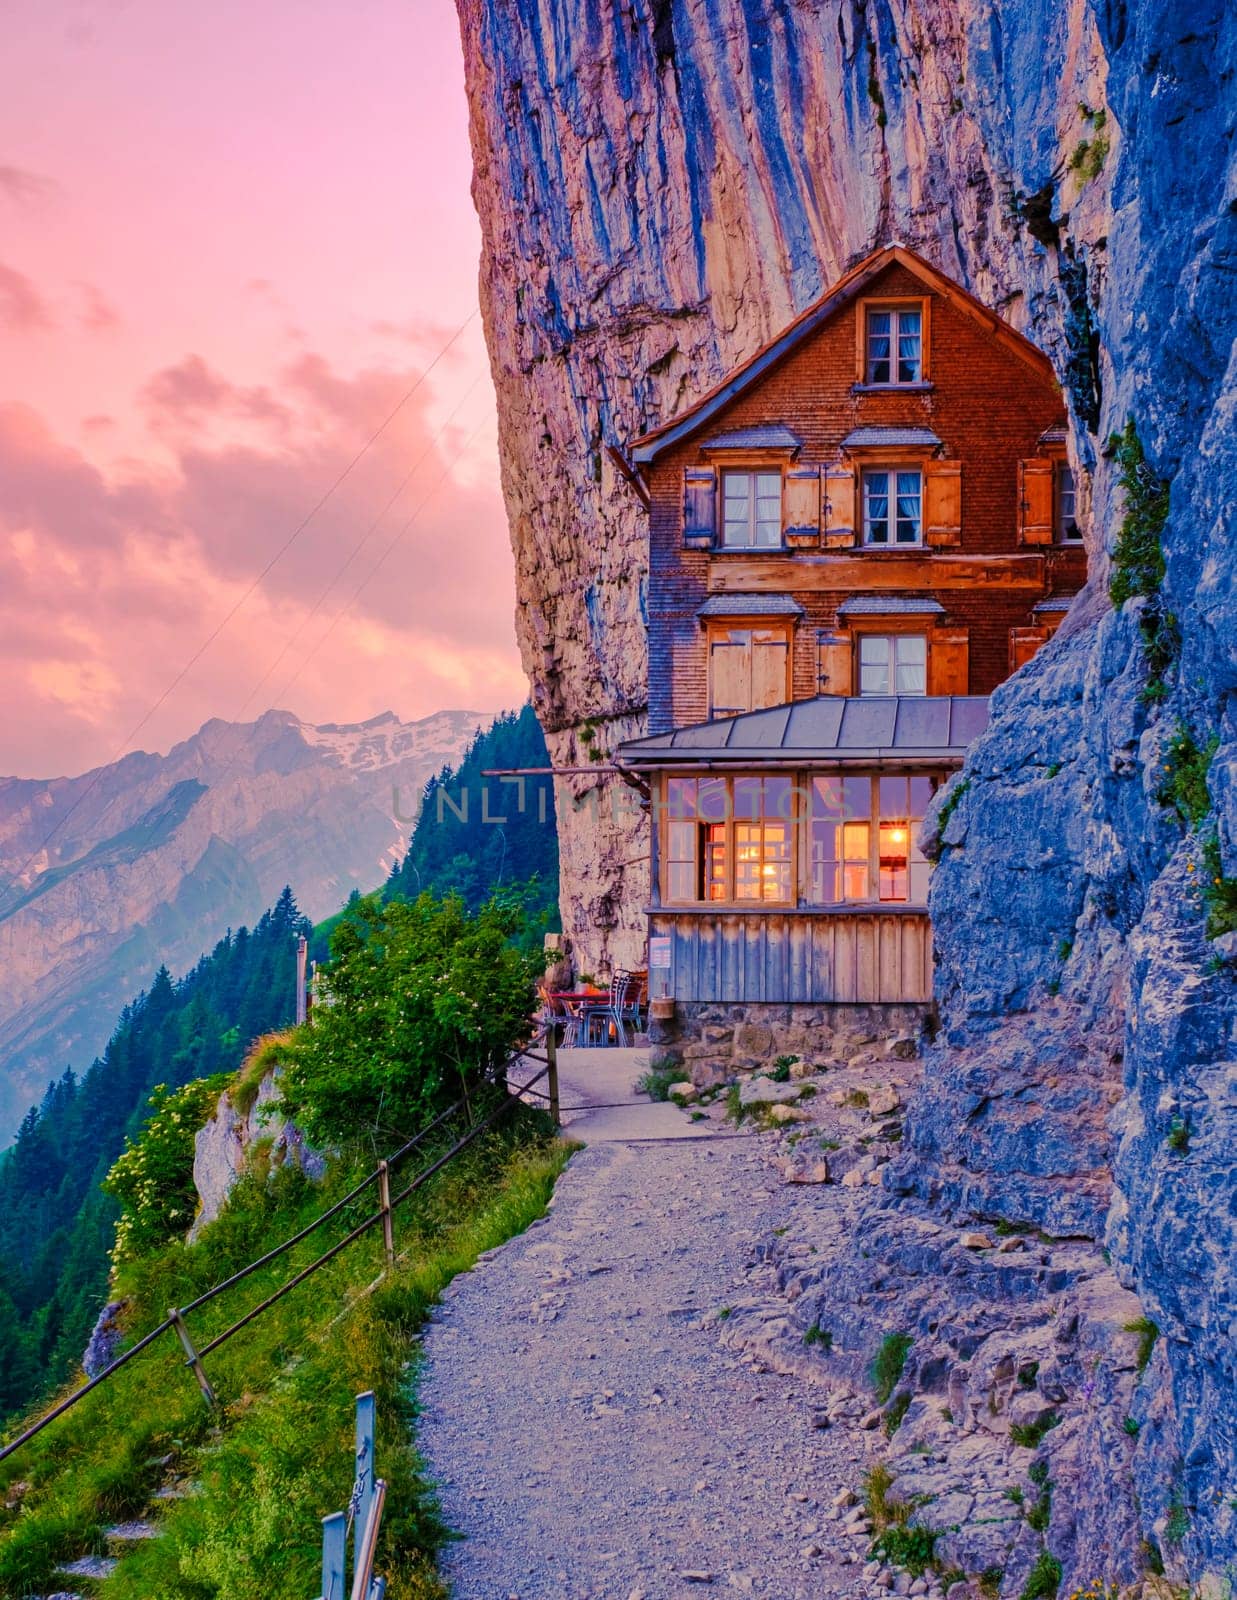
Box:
[179, 1096, 464, 1316]
[0, 1030, 558, 1465]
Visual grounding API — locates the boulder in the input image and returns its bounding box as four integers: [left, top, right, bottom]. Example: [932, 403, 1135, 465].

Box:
[739, 1077, 806, 1107]
[190, 1070, 325, 1240]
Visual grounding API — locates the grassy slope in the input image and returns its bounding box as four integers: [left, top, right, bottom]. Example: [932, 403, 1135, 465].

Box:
[0, 1116, 571, 1600]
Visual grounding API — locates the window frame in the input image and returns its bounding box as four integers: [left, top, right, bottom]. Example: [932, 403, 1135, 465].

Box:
[856, 296, 931, 387]
[718, 467, 785, 551]
[855, 632, 929, 697]
[657, 769, 943, 910]
[861, 465, 925, 547]
[1055, 460, 1082, 543]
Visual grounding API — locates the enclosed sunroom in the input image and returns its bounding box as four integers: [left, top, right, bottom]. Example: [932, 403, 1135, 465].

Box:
[617, 695, 988, 1011]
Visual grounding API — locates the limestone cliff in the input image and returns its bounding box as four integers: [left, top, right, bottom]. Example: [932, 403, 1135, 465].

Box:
[456, 0, 1234, 1587]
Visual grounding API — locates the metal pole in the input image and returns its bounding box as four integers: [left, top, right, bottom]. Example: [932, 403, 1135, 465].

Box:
[546, 1029, 561, 1129]
[296, 934, 308, 1025]
[350, 1479, 387, 1600]
[321, 1510, 346, 1600]
[168, 1307, 216, 1406]
[377, 1161, 394, 1272]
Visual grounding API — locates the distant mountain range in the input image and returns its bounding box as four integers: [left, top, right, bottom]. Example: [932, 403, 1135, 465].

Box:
[0, 708, 488, 1140]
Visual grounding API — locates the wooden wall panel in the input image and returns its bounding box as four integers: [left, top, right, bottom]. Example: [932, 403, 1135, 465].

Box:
[651, 912, 933, 1004]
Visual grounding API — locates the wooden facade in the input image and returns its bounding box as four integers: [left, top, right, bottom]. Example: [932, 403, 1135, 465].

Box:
[649, 909, 933, 1005]
[617, 245, 1087, 1015]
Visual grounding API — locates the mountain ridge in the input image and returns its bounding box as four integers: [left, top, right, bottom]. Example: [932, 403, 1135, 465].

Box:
[0, 706, 490, 1139]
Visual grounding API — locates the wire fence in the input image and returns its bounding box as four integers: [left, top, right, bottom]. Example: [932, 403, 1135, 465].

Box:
[0, 1033, 560, 1465]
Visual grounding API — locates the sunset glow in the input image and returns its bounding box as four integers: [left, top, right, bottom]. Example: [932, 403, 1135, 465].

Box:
[0, 0, 520, 778]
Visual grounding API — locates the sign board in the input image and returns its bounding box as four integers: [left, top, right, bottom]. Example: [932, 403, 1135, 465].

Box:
[649, 935, 672, 970]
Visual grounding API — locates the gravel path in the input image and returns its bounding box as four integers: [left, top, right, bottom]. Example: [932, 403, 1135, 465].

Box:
[419, 1135, 873, 1600]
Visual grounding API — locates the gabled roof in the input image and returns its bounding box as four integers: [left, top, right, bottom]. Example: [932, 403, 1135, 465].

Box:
[616, 695, 989, 767]
[628, 244, 1059, 467]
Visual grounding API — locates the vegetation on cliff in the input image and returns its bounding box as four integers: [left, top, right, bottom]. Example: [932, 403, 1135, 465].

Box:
[0, 888, 310, 1421]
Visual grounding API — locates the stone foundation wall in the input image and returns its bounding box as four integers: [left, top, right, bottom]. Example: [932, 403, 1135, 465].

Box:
[649, 1000, 928, 1087]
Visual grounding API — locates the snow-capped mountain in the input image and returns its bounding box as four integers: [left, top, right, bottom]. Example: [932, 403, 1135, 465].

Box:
[0, 707, 489, 1139]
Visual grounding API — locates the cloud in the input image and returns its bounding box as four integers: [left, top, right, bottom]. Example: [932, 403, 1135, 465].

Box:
[0, 164, 58, 210]
[0, 262, 54, 330]
[142, 354, 293, 433]
[74, 282, 120, 333]
[0, 349, 522, 778]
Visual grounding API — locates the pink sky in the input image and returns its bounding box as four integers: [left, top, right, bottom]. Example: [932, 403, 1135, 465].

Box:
[0, 0, 524, 779]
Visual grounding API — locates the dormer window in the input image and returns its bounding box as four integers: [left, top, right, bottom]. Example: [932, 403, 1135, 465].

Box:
[862, 468, 923, 545]
[721, 470, 782, 549]
[866, 306, 922, 384]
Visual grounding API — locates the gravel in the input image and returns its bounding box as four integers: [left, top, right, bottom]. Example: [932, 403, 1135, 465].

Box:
[419, 1138, 876, 1600]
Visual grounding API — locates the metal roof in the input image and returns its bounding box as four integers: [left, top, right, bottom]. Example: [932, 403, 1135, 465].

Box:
[617, 695, 989, 767]
[697, 593, 805, 618]
[700, 425, 802, 452]
[841, 426, 943, 449]
[836, 596, 945, 616]
[1033, 595, 1077, 613]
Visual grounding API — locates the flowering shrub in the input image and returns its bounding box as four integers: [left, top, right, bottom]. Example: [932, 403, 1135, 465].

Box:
[278, 892, 542, 1145]
[1067, 1583, 1120, 1600]
[102, 1075, 230, 1265]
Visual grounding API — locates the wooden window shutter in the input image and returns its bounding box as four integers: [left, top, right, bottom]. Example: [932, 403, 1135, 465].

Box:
[751, 633, 790, 709]
[782, 467, 820, 546]
[924, 460, 962, 547]
[928, 629, 969, 695]
[1017, 459, 1055, 546]
[1009, 626, 1050, 673]
[683, 467, 717, 548]
[709, 635, 750, 717]
[816, 631, 852, 696]
[822, 464, 857, 548]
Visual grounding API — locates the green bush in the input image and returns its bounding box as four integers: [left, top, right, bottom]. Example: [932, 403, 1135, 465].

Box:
[872, 1332, 912, 1404]
[1011, 1411, 1060, 1448]
[279, 892, 542, 1145]
[1107, 419, 1176, 699]
[637, 1063, 689, 1101]
[1021, 1551, 1062, 1600]
[871, 1524, 937, 1577]
[1157, 724, 1218, 828]
[102, 1075, 231, 1264]
[1124, 1315, 1159, 1373]
[1201, 832, 1237, 939]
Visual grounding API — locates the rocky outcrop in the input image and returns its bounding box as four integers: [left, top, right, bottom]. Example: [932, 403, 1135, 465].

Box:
[457, 0, 1235, 1588]
[0, 707, 484, 1138]
[189, 1069, 324, 1240]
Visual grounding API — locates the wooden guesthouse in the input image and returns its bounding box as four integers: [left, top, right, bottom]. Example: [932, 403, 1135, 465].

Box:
[614, 244, 1087, 1063]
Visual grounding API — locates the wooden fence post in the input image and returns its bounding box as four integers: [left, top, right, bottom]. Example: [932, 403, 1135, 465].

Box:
[352, 1390, 376, 1554]
[321, 1510, 346, 1600]
[546, 1028, 561, 1129]
[168, 1307, 216, 1406]
[377, 1161, 394, 1272]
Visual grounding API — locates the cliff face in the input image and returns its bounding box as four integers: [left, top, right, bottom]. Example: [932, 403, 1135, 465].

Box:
[0, 708, 484, 1139]
[457, 0, 1235, 1584]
